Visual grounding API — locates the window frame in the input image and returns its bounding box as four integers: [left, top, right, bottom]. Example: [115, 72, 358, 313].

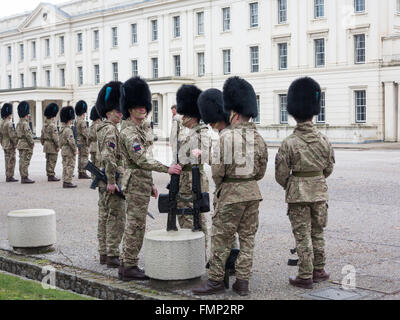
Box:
[174, 55, 181, 77]
[278, 0, 287, 24]
[151, 19, 158, 41]
[111, 27, 118, 48]
[223, 49, 231, 75]
[197, 12, 204, 35]
[249, 2, 259, 28]
[278, 43, 288, 70]
[354, 34, 366, 64]
[279, 94, 288, 124]
[173, 16, 181, 38]
[222, 7, 231, 32]
[94, 65, 100, 85]
[355, 90, 367, 123]
[112, 62, 119, 81]
[152, 58, 159, 79]
[315, 38, 325, 68]
[316, 91, 326, 123]
[250, 46, 259, 73]
[314, 0, 325, 18]
[197, 52, 205, 77]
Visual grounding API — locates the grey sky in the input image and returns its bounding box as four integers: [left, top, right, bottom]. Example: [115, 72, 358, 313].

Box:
[0, 0, 68, 19]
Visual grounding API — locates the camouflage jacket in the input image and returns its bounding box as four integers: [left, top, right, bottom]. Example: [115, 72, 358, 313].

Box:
[177, 123, 210, 195]
[77, 117, 89, 148]
[60, 124, 77, 157]
[41, 118, 59, 154]
[212, 122, 268, 206]
[1, 118, 18, 150]
[275, 121, 335, 203]
[96, 120, 123, 186]
[16, 118, 35, 150]
[120, 118, 168, 196]
[0, 119, 3, 147]
[89, 121, 98, 154]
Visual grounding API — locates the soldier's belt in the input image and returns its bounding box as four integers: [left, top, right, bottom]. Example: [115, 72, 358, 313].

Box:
[127, 163, 150, 171]
[182, 164, 204, 172]
[223, 177, 255, 183]
[292, 171, 324, 178]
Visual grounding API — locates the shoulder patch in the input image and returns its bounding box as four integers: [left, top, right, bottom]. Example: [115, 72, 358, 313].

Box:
[133, 143, 142, 152]
[109, 142, 116, 149]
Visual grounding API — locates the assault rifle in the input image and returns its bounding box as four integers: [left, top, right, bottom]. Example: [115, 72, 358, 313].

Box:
[72, 121, 81, 147]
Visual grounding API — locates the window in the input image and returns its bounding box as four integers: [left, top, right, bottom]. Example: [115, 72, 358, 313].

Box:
[152, 58, 158, 78]
[8, 75, 12, 89]
[60, 68, 65, 87]
[112, 27, 118, 47]
[278, 43, 287, 70]
[174, 55, 181, 77]
[222, 7, 230, 31]
[94, 30, 99, 50]
[152, 100, 159, 125]
[278, 0, 287, 24]
[316, 92, 326, 123]
[315, 0, 325, 18]
[315, 39, 325, 67]
[173, 16, 180, 38]
[250, 2, 259, 28]
[32, 41, 36, 59]
[354, 34, 366, 64]
[45, 39, 50, 57]
[19, 44, 24, 61]
[197, 12, 204, 35]
[78, 67, 83, 86]
[355, 90, 366, 123]
[94, 65, 100, 85]
[32, 72, 37, 87]
[77, 33, 83, 52]
[250, 46, 259, 72]
[279, 94, 288, 124]
[198, 52, 205, 76]
[60, 36, 65, 55]
[46, 70, 51, 87]
[151, 20, 158, 41]
[354, 0, 365, 13]
[253, 95, 260, 124]
[112, 62, 118, 81]
[223, 49, 231, 75]
[7, 46, 11, 63]
[132, 60, 138, 77]
[20, 74, 24, 88]
[131, 24, 137, 44]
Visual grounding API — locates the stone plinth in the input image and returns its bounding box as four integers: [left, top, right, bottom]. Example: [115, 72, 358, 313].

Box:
[144, 229, 205, 280]
[8, 209, 56, 251]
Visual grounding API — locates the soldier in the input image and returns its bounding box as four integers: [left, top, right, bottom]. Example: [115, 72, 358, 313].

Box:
[1, 103, 18, 182]
[275, 77, 335, 289]
[41, 103, 61, 182]
[118, 77, 182, 281]
[89, 106, 101, 166]
[94, 81, 126, 268]
[60, 107, 78, 189]
[170, 104, 182, 159]
[175, 85, 210, 250]
[16, 101, 35, 184]
[192, 77, 268, 296]
[75, 100, 91, 179]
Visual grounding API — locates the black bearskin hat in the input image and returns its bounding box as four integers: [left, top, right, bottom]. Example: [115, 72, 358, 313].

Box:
[44, 103, 59, 119]
[75, 100, 88, 116]
[176, 85, 202, 119]
[197, 89, 229, 125]
[17, 101, 30, 118]
[90, 106, 101, 121]
[1, 103, 12, 119]
[96, 81, 123, 118]
[223, 77, 258, 119]
[60, 106, 75, 123]
[287, 77, 321, 121]
[120, 77, 152, 119]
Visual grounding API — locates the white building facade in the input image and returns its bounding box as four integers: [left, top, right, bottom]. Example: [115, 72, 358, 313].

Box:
[1, 0, 400, 143]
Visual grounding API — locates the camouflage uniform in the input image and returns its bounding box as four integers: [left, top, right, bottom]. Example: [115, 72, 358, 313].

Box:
[120, 118, 169, 268]
[275, 121, 335, 280]
[96, 120, 125, 258]
[1, 118, 18, 179]
[16, 118, 35, 178]
[176, 123, 210, 247]
[170, 114, 182, 161]
[208, 122, 268, 282]
[59, 123, 76, 183]
[77, 117, 89, 174]
[89, 120, 99, 166]
[41, 118, 60, 177]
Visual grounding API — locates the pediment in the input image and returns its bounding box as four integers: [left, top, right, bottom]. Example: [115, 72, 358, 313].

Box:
[18, 3, 70, 32]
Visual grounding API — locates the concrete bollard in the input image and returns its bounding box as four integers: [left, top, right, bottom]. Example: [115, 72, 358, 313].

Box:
[8, 209, 56, 254]
[144, 229, 205, 280]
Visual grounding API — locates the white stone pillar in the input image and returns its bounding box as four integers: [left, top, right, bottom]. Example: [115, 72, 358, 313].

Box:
[384, 81, 397, 142]
[35, 100, 43, 137]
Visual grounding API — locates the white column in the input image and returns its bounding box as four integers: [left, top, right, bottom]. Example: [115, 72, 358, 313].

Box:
[384, 81, 397, 142]
[35, 100, 43, 137]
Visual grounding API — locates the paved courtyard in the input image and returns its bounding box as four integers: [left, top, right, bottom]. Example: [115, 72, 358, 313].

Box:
[0, 142, 399, 300]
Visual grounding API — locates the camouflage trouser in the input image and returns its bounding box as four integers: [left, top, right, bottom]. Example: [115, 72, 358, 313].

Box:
[78, 146, 89, 174]
[288, 202, 328, 280]
[90, 152, 97, 179]
[4, 148, 16, 178]
[18, 149, 33, 178]
[62, 155, 75, 183]
[121, 193, 150, 268]
[46, 153, 58, 177]
[208, 200, 260, 282]
[98, 190, 126, 257]
[178, 196, 209, 254]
